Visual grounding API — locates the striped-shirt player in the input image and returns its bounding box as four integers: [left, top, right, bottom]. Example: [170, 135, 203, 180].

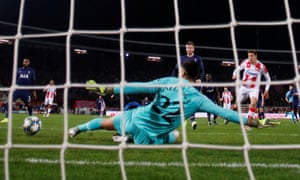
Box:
[232, 49, 271, 120]
[221, 87, 233, 110]
[43, 80, 56, 118]
[44, 80, 56, 106]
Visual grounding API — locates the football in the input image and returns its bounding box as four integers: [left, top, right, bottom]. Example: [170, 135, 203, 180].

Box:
[23, 116, 42, 135]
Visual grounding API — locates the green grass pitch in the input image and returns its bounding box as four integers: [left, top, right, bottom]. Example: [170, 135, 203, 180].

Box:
[0, 114, 299, 180]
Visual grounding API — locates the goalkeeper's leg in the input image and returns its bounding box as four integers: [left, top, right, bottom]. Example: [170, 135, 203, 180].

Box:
[69, 117, 115, 138]
[258, 118, 280, 127]
[158, 130, 179, 144]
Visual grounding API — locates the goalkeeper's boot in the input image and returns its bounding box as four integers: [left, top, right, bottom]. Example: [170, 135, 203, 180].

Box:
[263, 118, 280, 126]
[68, 127, 81, 138]
[247, 118, 260, 128]
[258, 118, 280, 128]
[258, 119, 272, 128]
[0, 118, 8, 123]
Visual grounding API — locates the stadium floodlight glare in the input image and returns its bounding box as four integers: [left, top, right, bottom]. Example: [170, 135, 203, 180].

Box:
[0, 39, 13, 45]
[74, 48, 88, 54]
[146, 56, 162, 62]
[221, 61, 235, 67]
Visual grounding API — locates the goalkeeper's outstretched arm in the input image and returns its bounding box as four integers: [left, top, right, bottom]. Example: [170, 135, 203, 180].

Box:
[86, 79, 160, 96]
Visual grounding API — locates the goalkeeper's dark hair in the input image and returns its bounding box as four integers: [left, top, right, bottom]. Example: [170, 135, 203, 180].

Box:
[182, 60, 199, 80]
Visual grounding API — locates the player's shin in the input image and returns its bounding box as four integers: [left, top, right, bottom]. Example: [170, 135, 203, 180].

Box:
[258, 111, 265, 119]
[247, 106, 256, 119]
[78, 118, 103, 132]
[28, 105, 33, 116]
[4, 103, 8, 118]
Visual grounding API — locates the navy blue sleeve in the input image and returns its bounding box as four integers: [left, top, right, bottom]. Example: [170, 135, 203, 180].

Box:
[197, 56, 205, 80]
[172, 56, 184, 77]
[113, 80, 161, 95]
[171, 63, 179, 77]
[31, 68, 36, 85]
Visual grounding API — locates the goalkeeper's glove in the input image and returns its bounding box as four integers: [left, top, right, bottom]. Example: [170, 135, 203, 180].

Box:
[86, 80, 107, 95]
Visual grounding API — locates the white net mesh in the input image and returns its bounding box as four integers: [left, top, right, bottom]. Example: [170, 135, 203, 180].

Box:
[1, 0, 300, 179]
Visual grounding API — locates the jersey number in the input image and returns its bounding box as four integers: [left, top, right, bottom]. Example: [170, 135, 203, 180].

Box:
[151, 95, 180, 123]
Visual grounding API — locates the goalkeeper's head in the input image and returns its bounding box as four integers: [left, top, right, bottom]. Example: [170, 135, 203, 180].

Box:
[181, 60, 199, 81]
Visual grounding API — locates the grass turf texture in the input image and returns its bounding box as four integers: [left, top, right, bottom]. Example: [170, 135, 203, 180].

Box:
[0, 114, 299, 180]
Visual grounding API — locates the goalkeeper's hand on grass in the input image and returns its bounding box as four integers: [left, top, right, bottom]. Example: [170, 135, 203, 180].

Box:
[86, 80, 108, 95]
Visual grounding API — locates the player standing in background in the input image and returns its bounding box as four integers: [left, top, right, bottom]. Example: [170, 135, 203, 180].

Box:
[289, 84, 299, 123]
[232, 49, 271, 126]
[171, 41, 205, 130]
[1, 58, 36, 123]
[69, 61, 275, 144]
[202, 73, 220, 126]
[43, 79, 56, 118]
[220, 87, 233, 124]
[285, 84, 296, 122]
[285, 85, 294, 110]
[96, 95, 106, 117]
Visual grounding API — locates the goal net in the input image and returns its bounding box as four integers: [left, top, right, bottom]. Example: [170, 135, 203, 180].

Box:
[0, 0, 300, 179]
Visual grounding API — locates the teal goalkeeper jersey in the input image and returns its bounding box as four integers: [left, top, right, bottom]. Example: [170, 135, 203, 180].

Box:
[113, 77, 246, 139]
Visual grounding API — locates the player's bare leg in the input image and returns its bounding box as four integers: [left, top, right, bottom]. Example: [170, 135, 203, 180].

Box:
[248, 97, 258, 119]
[43, 104, 47, 117]
[46, 104, 52, 118]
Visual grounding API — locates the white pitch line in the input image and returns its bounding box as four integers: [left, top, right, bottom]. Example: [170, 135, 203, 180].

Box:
[0, 126, 298, 137]
[192, 132, 300, 137]
[23, 158, 300, 169]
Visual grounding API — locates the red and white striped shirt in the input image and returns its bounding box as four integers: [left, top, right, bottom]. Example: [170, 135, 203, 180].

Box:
[222, 91, 232, 105]
[233, 59, 271, 90]
[44, 84, 56, 99]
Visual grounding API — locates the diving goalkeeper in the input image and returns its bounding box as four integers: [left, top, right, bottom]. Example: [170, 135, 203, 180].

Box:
[69, 61, 276, 144]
